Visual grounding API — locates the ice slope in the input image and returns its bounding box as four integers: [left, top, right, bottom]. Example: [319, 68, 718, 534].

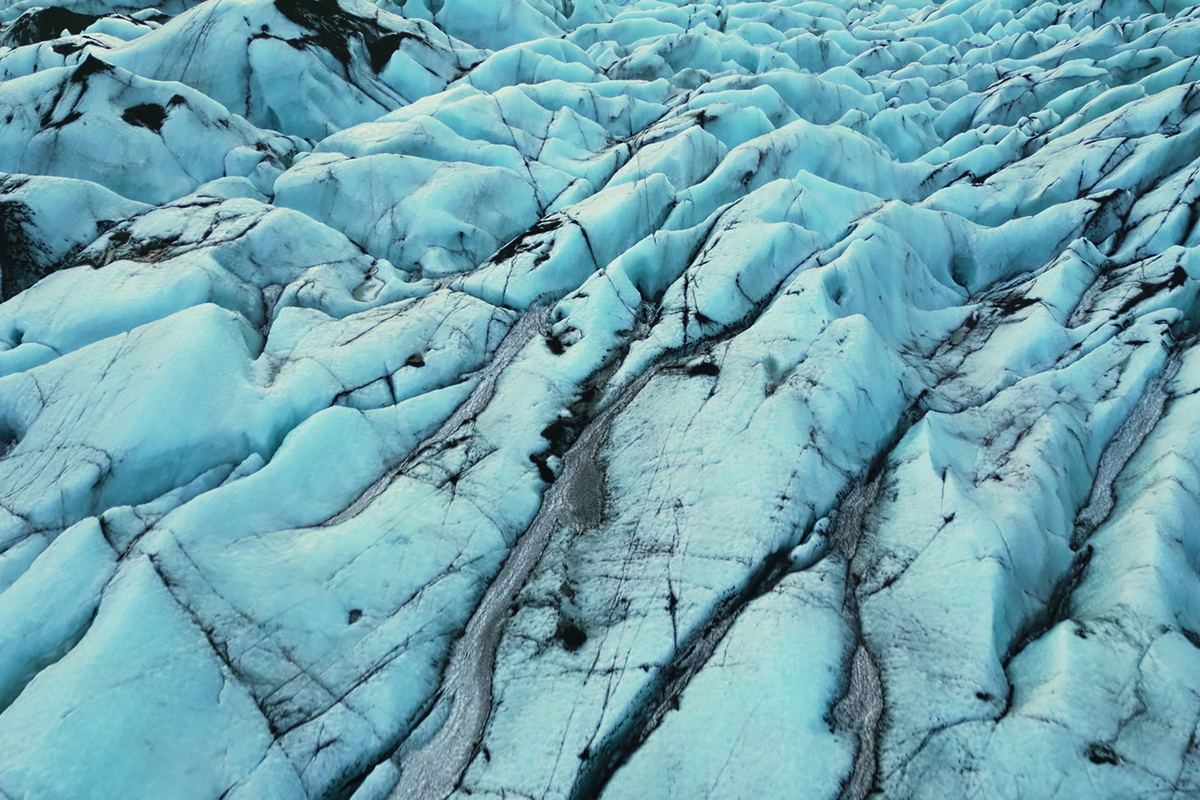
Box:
[2, 0, 1200, 799]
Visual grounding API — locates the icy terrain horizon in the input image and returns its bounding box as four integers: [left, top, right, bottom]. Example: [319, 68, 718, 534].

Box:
[2, 0, 1200, 797]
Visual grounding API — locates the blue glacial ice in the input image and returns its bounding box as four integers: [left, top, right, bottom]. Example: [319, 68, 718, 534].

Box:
[3, 0, 1200, 798]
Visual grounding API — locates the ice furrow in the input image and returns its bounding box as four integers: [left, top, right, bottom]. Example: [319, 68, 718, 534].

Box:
[388, 359, 663, 800]
[1071, 340, 1187, 548]
[567, 540, 796, 800]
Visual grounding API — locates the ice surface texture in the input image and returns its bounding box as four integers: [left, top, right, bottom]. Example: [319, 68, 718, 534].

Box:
[2, 0, 1200, 798]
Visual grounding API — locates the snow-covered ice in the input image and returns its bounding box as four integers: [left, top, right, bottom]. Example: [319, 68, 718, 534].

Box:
[4, 0, 1200, 798]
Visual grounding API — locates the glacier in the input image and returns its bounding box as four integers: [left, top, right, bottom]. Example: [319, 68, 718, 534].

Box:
[2, 0, 1200, 798]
